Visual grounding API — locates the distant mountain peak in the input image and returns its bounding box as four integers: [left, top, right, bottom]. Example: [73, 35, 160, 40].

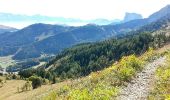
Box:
[0, 25, 18, 34]
[123, 12, 143, 22]
[0, 25, 16, 30]
[85, 23, 98, 26]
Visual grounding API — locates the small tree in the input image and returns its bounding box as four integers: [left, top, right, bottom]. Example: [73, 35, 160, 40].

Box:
[29, 75, 42, 89]
[20, 80, 32, 92]
[0, 78, 2, 83]
[0, 78, 3, 87]
[12, 74, 17, 79]
[52, 76, 56, 84]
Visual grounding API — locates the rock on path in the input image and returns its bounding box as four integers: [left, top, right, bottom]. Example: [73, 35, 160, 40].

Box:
[117, 57, 166, 100]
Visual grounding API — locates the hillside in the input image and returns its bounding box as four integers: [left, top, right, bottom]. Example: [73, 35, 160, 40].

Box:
[0, 45, 169, 100]
[0, 5, 170, 60]
[43, 50, 166, 99]
[39, 14, 170, 80]
[0, 79, 70, 100]
[148, 5, 170, 22]
[1, 14, 170, 100]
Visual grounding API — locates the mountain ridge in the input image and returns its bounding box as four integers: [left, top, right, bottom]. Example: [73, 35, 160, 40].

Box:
[0, 25, 17, 34]
[0, 5, 170, 60]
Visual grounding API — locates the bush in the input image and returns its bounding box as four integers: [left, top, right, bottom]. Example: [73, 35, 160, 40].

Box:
[42, 78, 49, 85]
[117, 55, 143, 82]
[29, 75, 42, 89]
[52, 76, 57, 84]
[0, 78, 3, 87]
[0, 78, 2, 83]
[19, 81, 32, 92]
[12, 74, 18, 79]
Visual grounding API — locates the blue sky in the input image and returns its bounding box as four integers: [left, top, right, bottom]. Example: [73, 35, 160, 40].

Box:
[0, 0, 170, 20]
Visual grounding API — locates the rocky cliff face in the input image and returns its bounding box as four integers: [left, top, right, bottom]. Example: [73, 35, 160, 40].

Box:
[123, 13, 143, 22]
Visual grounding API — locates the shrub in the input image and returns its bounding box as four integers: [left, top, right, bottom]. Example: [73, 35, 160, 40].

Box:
[42, 78, 49, 85]
[117, 55, 143, 82]
[0, 78, 2, 83]
[52, 76, 57, 84]
[12, 74, 18, 79]
[29, 75, 42, 89]
[20, 81, 32, 92]
[43, 91, 57, 100]
[0, 78, 3, 87]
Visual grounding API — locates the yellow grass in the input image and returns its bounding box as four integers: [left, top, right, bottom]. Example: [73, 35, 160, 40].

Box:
[156, 43, 170, 53]
[0, 79, 70, 100]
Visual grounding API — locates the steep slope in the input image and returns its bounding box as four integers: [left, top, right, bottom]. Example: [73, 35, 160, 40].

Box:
[148, 5, 170, 22]
[41, 49, 166, 100]
[43, 14, 170, 79]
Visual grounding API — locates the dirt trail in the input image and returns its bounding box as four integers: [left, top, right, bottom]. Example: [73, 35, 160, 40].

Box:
[117, 57, 166, 100]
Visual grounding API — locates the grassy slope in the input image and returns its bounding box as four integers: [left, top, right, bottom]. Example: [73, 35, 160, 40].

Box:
[0, 79, 71, 100]
[0, 44, 170, 100]
[42, 44, 170, 100]
[42, 49, 159, 99]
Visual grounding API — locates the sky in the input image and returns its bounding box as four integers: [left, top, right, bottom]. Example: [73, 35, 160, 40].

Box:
[0, 0, 170, 20]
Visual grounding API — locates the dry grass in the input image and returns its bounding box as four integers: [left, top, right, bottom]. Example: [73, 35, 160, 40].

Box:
[0, 80, 25, 100]
[0, 79, 70, 100]
[156, 43, 170, 53]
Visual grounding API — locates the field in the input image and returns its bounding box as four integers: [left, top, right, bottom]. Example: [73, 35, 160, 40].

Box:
[32, 62, 46, 69]
[0, 79, 70, 100]
[0, 55, 16, 68]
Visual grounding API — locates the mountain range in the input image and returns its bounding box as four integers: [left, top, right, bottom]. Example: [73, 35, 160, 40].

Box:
[0, 25, 17, 34]
[0, 13, 117, 27]
[0, 5, 170, 60]
[0, 12, 142, 28]
[44, 13, 170, 78]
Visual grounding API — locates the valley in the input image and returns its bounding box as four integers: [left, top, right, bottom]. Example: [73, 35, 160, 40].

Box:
[0, 55, 16, 68]
[0, 3, 170, 100]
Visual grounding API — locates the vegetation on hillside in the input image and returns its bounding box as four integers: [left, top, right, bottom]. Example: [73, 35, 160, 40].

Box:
[44, 31, 169, 79]
[43, 48, 159, 99]
[7, 59, 40, 72]
[42, 14, 170, 79]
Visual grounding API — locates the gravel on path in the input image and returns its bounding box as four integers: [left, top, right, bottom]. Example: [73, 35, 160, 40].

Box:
[117, 57, 166, 100]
